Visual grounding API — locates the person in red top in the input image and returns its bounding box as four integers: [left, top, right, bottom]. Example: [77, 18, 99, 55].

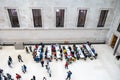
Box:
[16, 73, 21, 80]
[35, 44, 38, 49]
[65, 61, 68, 69]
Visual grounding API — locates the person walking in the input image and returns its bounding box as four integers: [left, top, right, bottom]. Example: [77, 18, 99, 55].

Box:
[25, 47, 29, 53]
[8, 59, 12, 67]
[48, 69, 51, 77]
[18, 55, 23, 62]
[16, 73, 21, 80]
[6, 73, 13, 80]
[29, 46, 32, 52]
[66, 70, 72, 80]
[40, 59, 44, 67]
[33, 75, 36, 80]
[43, 77, 47, 80]
[22, 65, 27, 73]
[0, 69, 3, 75]
[47, 65, 50, 73]
[8, 56, 13, 64]
[3, 75, 7, 80]
[0, 69, 3, 80]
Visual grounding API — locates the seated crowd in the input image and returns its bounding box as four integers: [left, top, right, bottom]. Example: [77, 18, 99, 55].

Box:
[0, 42, 98, 80]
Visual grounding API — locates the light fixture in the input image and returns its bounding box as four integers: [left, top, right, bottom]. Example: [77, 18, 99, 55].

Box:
[56, 9, 59, 12]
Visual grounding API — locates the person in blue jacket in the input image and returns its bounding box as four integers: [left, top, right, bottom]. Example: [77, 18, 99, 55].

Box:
[66, 70, 72, 80]
[22, 65, 27, 73]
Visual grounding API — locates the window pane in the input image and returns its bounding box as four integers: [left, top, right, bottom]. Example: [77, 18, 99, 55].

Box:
[97, 10, 108, 27]
[8, 9, 20, 27]
[56, 9, 65, 27]
[77, 10, 87, 27]
[117, 23, 120, 32]
[32, 9, 42, 27]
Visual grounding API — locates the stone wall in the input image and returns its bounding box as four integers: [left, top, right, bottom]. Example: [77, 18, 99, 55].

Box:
[0, 0, 118, 44]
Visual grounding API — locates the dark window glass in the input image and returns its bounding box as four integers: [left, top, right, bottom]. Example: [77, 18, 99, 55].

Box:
[97, 10, 108, 27]
[77, 10, 87, 27]
[32, 9, 42, 27]
[8, 9, 20, 27]
[117, 23, 120, 32]
[56, 9, 65, 27]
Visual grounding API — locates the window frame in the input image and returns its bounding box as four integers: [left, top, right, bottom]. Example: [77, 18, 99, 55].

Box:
[77, 9, 87, 27]
[97, 10, 109, 27]
[117, 23, 120, 32]
[55, 8, 66, 28]
[32, 9, 42, 28]
[6, 8, 20, 28]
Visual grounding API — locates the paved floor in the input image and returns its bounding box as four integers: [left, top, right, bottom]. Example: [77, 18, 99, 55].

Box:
[0, 44, 120, 80]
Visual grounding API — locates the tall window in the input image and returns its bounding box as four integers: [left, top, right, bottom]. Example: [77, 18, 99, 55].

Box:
[77, 10, 87, 27]
[56, 9, 65, 27]
[97, 10, 108, 27]
[8, 9, 20, 27]
[32, 9, 42, 27]
[117, 23, 120, 32]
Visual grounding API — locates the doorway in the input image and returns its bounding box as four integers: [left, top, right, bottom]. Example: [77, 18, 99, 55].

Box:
[110, 35, 118, 48]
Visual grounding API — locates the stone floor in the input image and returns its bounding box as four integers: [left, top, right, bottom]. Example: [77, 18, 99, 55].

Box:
[0, 44, 120, 80]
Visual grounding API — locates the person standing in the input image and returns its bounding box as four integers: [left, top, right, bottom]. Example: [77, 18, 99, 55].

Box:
[18, 55, 23, 62]
[66, 70, 72, 80]
[65, 61, 68, 69]
[16, 73, 21, 80]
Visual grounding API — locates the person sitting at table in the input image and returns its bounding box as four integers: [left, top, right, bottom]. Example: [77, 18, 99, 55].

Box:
[82, 44, 86, 49]
[40, 42, 44, 48]
[64, 52, 68, 59]
[63, 49, 67, 54]
[35, 56, 39, 62]
[39, 53, 43, 61]
[71, 51, 75, 57]
[52, 45, 56, 58]
[68, 46, 72, 51]
[86, 41, 91, 46]
[91, 47, 95, 53]
[72, 57, 76, 62]
[41, 47, 44, 53]
[35, 44, 38, 49]
[73, 44, 77, 51]
[33, 51, 37, 59]
[76, 53, 80, 60]
[63, 46, 65, 50]
[81, 47, 87, 60]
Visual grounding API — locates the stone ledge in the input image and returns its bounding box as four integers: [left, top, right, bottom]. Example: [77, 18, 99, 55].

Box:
[14, 42, 24, 50]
